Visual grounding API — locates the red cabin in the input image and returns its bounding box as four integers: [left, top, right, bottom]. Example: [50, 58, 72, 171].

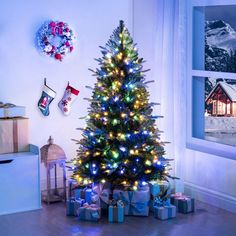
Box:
[205, 82, 236, 116]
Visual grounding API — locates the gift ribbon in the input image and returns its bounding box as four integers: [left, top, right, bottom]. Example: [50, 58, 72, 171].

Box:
[78, 203, 100, 220]
[120, 191, 148, 215]
[92, 184, 110, 206]
[13, 119, 18, 152]
[154, 197, 170, 207]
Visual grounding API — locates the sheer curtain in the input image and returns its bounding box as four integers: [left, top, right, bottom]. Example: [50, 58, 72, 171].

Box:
[133, 0, 186, 182]
[153, 0, 186, 181]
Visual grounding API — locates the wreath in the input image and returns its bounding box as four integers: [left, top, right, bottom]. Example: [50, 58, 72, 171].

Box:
[37, 20, 75, 61]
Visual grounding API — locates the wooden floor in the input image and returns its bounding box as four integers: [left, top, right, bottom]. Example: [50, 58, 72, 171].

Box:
[0, 201, 236, 236]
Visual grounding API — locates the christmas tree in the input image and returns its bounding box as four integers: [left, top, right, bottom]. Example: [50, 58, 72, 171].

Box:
[71, 21, 173, 190]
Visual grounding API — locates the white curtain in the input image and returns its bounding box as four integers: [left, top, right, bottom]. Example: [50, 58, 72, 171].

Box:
[133, 0, 187, 182]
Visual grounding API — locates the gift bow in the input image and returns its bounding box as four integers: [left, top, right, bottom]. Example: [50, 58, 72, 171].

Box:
[110, 199, 125, 207]
[77, 203, 100, 220]
[171, 192, 190, 200]
[91, 184, 110, 205]
[118, 191, 148, 214]
[154, 197, 170, 207]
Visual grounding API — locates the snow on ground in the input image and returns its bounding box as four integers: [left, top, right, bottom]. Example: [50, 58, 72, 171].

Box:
[205, 116, 236, 133]
[205, 116, 236, 146]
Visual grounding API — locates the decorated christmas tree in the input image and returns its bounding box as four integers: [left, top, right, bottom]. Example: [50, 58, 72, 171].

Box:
[71, 20, 173, 191]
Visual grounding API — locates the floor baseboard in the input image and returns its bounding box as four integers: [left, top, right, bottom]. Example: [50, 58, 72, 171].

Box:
[184, 181, 236, 213]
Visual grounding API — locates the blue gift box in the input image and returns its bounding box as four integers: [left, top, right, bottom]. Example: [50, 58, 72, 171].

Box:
[154, 205, 176, 220]
[149, 181, 171, 197]
[77, 204, 101, 222]
[150, 198, 170, 212]
[0, 105, 25, 118]
[170, 195, 195, 214]
[66, 198, 85, 216]
[74, 188, 92, 204]
[91, 183, 110, 209]
[108, 202, 124, 223]
[66, 200, 76, 216]
[113, 188, 150, 216]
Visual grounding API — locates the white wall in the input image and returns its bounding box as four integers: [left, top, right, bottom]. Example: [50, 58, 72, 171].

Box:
[133, 0, 236, 213]
[0, 0, 133, 187]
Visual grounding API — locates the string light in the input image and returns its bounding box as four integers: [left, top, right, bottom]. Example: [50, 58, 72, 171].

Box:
[145, 160, 152, 166]
[112, 150, 119, 159]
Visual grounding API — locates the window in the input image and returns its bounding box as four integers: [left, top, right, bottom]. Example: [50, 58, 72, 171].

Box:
[187, 0, 236, 159]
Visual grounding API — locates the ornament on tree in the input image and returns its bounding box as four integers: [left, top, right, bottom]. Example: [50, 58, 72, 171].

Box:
[38, 78, 56, 116]
[70, 20, 176, 190]
[58, 82, 80, 115]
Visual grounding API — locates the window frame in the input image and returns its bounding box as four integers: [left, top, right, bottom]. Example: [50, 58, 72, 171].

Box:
[186, 0, 236, 160]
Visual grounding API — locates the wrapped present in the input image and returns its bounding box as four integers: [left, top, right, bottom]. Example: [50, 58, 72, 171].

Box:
[150, 197, 171, 212]
[77, 203, 101, 222]
[108, 200, 124, 223]
[0, 103, 25, 118]
[66, 198, 86, 216]
[149, 180, 171, 197]
[66, 199, 76, 216]
[113, 187, 150, 216]
[170, 193, 195, 214]
[91, 183, 110, 208]
[74, 188, 92, 204]
[68, 179, 93, 204]
[0, 117, 29, 154]
[154, 205, 176, 220]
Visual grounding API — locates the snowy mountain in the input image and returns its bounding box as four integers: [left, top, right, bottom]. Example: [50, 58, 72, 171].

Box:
[205, 20, 236, 97]
[206, 20, 236, 52]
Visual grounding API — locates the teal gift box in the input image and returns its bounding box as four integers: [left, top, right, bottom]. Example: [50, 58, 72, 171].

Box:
[77, 203, 101, 222]
[150, 198, 170, 212]
[66, 198, 85, 216]
[91, 183, 111, 209]
[154, 205, 176, 220]
[170, 194, 195, 214]
[66, 200, 75, 216]
[74, 188, 92, 204]
[113, 187, 150, 216]
[0, 105, 25, 118]
[108, 201, 124, 223]
[149, 180, 171, 197]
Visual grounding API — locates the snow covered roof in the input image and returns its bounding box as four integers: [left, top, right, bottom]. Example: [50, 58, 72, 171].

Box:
[206, 82, 236, 102]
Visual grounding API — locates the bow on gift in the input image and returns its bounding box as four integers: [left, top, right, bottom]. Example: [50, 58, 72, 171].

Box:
[91, 183, 110, 205]
[171, 192, 190, 200]
[118, 191, 148, 215]
[154, 196, 170, 207]
[77, 203, 100, 220]
[110, 199, 125, 207]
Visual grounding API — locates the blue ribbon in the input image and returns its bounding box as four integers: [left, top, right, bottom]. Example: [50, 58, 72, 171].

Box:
[154, 197, 170, 207]
[116, 191, 148, 215]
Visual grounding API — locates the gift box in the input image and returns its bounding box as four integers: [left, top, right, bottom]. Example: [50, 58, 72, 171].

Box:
[77, 203, 101, 221]
[75, 188, 92, 204]
[91, 183, 110, 209]
[68, 179, 93, 204]
[66, 198, 86, 216]
[0, 117, 29, 154]
[154, 205, 176, 220]
[171, 193, 195, 214]
[108, 201, 124, 223]
[0, 104, 25, 118]
[113, 187, 150, 216]
[149, 180, 171, 197]
[150, 197, 171, 212]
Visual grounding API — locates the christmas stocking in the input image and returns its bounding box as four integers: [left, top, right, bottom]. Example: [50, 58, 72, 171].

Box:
[38, 79, 56, 116]
[58, 83, 79, 115]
